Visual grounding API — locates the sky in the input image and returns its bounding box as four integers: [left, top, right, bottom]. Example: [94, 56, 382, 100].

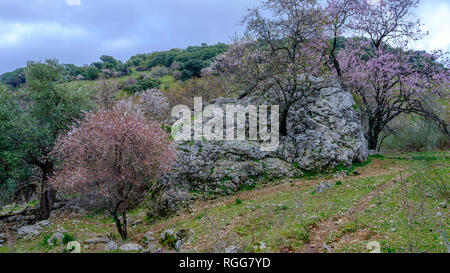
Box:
[0, 0, 449, 74]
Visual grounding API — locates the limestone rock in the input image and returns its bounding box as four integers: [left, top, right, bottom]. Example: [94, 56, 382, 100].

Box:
[160, 229, 176, 241]
[104, 241, 118, 251]
[315, 182, 334, 193]
[149, 76, 368, 217]
[144, 243, 159, 253]
[35, 220, 51, 228]
[175, 240, 183, 251]
[66, 241, 81, 253]
[0, 233, 5, 245]
[120, 243, 143, 252]
[160, 228, 188, 250]
[84, 237, 109, 244]
[144, 231, 155, 243]
[17, 225, 41, 238]
[225, 245, 241, 253]
[47, 231, 65, 246]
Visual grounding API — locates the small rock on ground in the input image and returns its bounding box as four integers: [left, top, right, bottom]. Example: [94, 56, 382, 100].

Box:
[120, 243, 143, 252]
[47, 231, 64, 246]
[315, 182, 334, 193]
[84, 237, 109, 244]
[104, 241, 118, 251]
[17, 225, 41, 238]
[66, 241, 81, 253]
[225, 245, 241, 253]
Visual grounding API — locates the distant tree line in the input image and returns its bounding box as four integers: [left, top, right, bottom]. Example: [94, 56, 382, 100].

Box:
[1, 43, 228, 89]
[0, 55, 129, 88]
[126, 43, 228, 81]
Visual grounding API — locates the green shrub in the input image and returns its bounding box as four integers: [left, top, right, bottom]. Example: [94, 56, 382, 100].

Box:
[123, 79, 159, 94]
[62, 233, 76, 245]
[291, 228, 310, 243]
[40, 234, 52, 248]
[160, 233, 177, 249]
[381, 116, 449, 152]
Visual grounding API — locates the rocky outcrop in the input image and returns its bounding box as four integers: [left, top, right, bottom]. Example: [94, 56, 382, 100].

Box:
[165, 141, 300, 195]
[277, 78, 368, 169]
[148, 76, 368, 218]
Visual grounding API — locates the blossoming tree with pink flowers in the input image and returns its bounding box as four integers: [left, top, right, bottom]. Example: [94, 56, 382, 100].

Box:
[50, 105, 175, 239]
[326, 0, 449, 150]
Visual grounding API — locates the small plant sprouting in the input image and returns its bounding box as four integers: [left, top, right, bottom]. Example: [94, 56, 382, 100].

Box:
[62, 233, 76, 245]
[40, 234, 52, 248]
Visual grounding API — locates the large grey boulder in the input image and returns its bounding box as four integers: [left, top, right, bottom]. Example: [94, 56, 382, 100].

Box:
[163, 140, 300, 196]
[149, 76, 368, 217]
[277, 78, 368, 169]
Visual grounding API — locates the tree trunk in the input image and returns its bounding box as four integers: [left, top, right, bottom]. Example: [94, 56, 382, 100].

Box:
[367, 129, 380, 151]
[280, 107, 289, 137]
[112, 212, 128, 240]
[38, 161, 54, 220]
[122, 211, 128, 239]
[112, 213, 125, 240]
[368, 137, 378, 151]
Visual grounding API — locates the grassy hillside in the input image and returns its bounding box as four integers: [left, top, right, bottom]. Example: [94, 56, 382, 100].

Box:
[1, 151, 448, 253]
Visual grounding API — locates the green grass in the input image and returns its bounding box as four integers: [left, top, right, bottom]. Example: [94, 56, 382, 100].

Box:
[156, 173, 396, 252]
[147, 152, 449, 253]
[0, 199, 38, 214]
[2, 151, 448, 253]
[336, 160, 449, 253]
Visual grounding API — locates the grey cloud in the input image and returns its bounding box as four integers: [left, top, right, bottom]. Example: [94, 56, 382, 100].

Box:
[1, 0, 447, 74]
[0, 0, 260, 73]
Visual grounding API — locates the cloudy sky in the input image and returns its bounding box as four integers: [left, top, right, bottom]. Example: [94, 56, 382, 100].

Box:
[0, 0, 449, 74]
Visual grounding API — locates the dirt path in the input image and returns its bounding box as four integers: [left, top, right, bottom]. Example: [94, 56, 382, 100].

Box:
[149, 159, 405, 233]
[300, 170, 410, 253]
[193, 158, 402, 210]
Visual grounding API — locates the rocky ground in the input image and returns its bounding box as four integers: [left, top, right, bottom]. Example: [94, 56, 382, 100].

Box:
[0, 151, 448, 253]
